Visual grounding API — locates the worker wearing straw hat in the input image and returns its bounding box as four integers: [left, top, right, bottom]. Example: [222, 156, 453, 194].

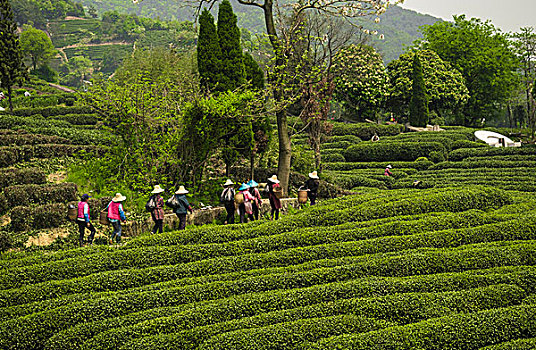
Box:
[237, 182, 255, 223]
[220, 179, 236, 225]
[76, 193, 96, 246]
[106, 193, 127, 244]
[305, 171, 320, 205]
[173, 186, 193, 230]
[384, 164, 393, 177]
[267, 175, 281, 220]
[148, 185, 165, 234]
[247, 180, 262, 221]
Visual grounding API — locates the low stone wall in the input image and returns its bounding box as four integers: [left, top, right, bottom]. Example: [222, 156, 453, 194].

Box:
[121, 198, 301, 237]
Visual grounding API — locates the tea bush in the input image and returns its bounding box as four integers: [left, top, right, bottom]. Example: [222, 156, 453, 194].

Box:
[0, 168, 46, 189]
[344, 142, 447, 162]
[331, 123, 404, 140]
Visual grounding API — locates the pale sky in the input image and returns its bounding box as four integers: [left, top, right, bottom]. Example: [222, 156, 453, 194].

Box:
[399, 0, 535, 33]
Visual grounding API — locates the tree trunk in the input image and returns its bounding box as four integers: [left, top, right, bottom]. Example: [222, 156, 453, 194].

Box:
[276, 108, 291, 196]
[249, 152, 255, 181]
[263, 0, 292, 196]
[314, 143, 321, 174]
[7, 85, 13, 113]
[507, 103, 513, 129]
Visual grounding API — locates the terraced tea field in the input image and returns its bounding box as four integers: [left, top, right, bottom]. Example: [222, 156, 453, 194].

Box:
[1, 185, 536, 349]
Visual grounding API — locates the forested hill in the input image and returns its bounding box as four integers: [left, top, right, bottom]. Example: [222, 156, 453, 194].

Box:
[75, 0, 441, 62]
[10, 0, 441, 63]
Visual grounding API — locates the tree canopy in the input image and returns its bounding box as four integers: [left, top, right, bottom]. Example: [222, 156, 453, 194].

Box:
[409, 53, 429, 127]
[216, 0, 245, 92]
[332, 44, 388, 121]
[20, 25, 57, 71]
[0, 0, 26, 112]
[419, 15, 518, 126]
[197, 8, 222, 91]
[387, 49, 469, 122]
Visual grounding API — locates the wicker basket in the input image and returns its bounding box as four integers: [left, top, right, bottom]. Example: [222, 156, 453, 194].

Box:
[67, 205, 77, 221]
[273, 188, 283, 199]
[298, 190, 308, 204]
[234, 193, 244, 204]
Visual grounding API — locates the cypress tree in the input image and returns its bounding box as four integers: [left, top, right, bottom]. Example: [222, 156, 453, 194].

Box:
[409, 52, 429, 127]
[217, 0, 245, 91]
[243, 52, 265, 90]
[0, 0, 26, 112]
[197, 8, 221, 91]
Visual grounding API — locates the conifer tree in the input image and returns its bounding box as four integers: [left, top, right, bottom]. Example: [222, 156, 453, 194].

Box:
[217, 0, 245, 91]
[243, 52, 264, 90]
[0, 0, 26, 112]
[197, 8, 221, 91]
[409, 53, 429, 127]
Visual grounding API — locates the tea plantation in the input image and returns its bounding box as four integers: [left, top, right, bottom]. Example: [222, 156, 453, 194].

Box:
[0, 86, 111, 237]
[2, 97, 536, 348]
[1, 184, 536, 349]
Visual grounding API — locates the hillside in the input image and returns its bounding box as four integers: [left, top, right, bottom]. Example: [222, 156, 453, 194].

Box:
[2, 80, 536, 347]
[76, 0, 441, 62]
[44, 15, 196, 83]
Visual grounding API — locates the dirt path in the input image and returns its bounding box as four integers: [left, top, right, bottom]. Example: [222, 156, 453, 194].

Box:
[57, 41, 132, 63]
[60, 41, 131, 50]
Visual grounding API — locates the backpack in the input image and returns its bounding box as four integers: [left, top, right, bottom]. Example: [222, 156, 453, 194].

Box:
[220, 188, 234, 203]
[145, 196, 157, 211]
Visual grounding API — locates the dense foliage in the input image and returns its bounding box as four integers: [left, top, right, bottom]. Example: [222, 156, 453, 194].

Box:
[0, 0, 26, 112]
[419, 15, 518, 126]
[332, 45, 388, 121]
[1, 186, 536, 348]
[409, 53, 429, 127]
[387, 50, 469, 123]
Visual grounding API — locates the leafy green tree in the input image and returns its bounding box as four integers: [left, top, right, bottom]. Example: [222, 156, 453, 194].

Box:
[419, 15, 518, 126]
[409, 53, 429, 127]
[20, 25, 56, 71]
[197, 8, 221, 91]
[387, 50, 469, 122]
[59, 56, 92, 88]
[332, 44, 388, 121]
[0, 0, 26, 112]
[216, 0, 245, 91]
[243, 52, 264, 90]
[137, 0, 392, 194]
[82, 48, 198, 191]
[511, 27, 536, 130]
[88, 5, 98, 19]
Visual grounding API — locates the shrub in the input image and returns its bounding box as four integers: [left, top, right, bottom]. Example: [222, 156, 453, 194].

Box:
[429, 150, 445, 163]
[321, 141, 352, 150]
[0, 134, 72, 146]
[324, 135, 361, 144]
[4, 243, 533, 350]
[324, 160, 434, 171]
[0, 145, 105, 167]
[1, 183, 78, 214]
[330, 123, 404, 140]
[306, 304, 536, 350]
[321, 152, 346, 163]
[449, 147, 535, 161]
[8, 105, 92, 117]
[480, 338, 536, 349]
[430, 160, 536, 170]
[0, 168, 46, 190]
[10, 203, 69, 231]
[451, 140, 488, 150]
[344, 142, 447, 162]
[51, 114, 99, 126]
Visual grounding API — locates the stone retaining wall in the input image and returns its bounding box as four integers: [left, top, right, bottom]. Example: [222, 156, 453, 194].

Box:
[122, 198, 301, 237]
